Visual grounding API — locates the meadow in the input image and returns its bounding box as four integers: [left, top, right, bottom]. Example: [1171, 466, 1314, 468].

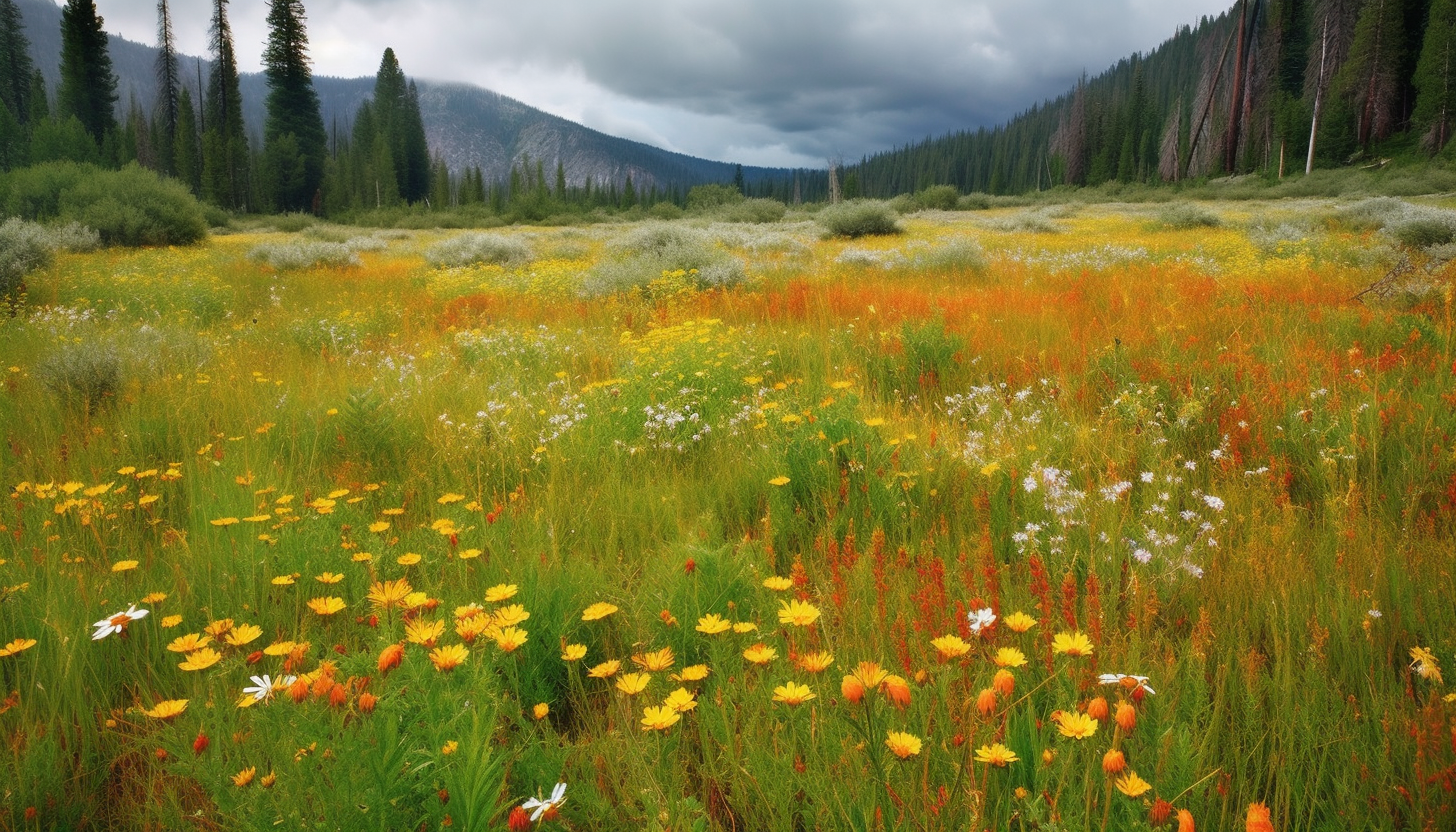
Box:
[1, 197, 1455, 831]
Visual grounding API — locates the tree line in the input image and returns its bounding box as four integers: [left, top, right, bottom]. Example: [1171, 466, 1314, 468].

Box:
[841, 0, 1455, 196]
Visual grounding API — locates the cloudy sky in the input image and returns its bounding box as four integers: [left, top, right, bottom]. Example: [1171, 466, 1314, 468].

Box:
[88, 0, 1232, 167]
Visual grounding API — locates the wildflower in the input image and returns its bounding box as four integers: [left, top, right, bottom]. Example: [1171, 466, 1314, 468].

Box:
[581, 602, 618, 621]
[881, 675, 911, 709]
[641, 705, 681, 731]
[166, 633, 211, 653]
[242, 674, 282, 702]
[1086, 697, 1109, 721]
[967, 607, 997, 636]
[508, 807, 533, 831]
[992, 669, 1015, 698]
[994, 647, 1028, 668]
[663, 687, 698, 713]
[204, 619, 234, 638]
[178, 648, 223, 671]
[315, 572, 344, 584]
[406, 619, 446, 647]
[1052, 631, 1094, 657]
[1177, 808, 1195, 832]
[272, 575, 296, 586]
[263, 640, 296, 657]
[522, 782, 568, 822]
[1410, 647, 1443, 683]
[1004, 611, 1037, 633]
[931, 635, 971, 659]
[976, 687, 997, 716]
[1150, 799, 1173, 825]
[974, 743, 1019, 767]
[1054, 711, 1099, 739]
[111, 560, 139, 572]
[762, 576, 793, 591]
[533, 702, 550, 720]
[773, 681, 815, 705]
[778, 600, 820, 627]
[492, 626, 529, 652]
[885, 731, 922, 759]
[732, 622, 758, 634]
[1246, 803, 1275, 832]
[396, 553, 421, 566]
[233, 767, 256, 787]
[587, 660, 621, 679]
[1102, 748, 1127, 775]
[160, 615, 182, 628]
[633, 647, 675, 671]
[852, 661, 889, 689]
[92, 605, 149, 640]
[456, 615, 489, 642]
[193, 732, 210, 755]
[561, 643, 587, 662]
[1115, 701, 1137, 734]
[485, 584, 518, 603]
[224, 624, 262, 647]
[842, 674, 867, 704]
[768, 476, 791, 487]
[0, 638, 37, 658]
[616, 673, 651, 695]
[358, 692, 377, 713]
[1116, 771, 1152, 798]
[798, 651, 834, 673]
[307, 597, 346, 616]
[378, 643, 405, 675]
[1099, 672, 1156, 696]
[743, 643, 778, 665]
[696, 614, 732, 635]
[368, 579, 413, 610]
[144, 699, 189, 720]
[430, 644, 469, 672]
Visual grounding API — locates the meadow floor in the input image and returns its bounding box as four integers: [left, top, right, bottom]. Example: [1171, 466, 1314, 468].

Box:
[2, 200, 1455, 830]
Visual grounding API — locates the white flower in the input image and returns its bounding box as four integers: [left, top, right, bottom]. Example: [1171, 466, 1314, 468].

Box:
[522, 781, 568, 822]
[967, 607, 997, 636]
[91, 605, 149, 640]
[1367, 609, 1382, 619]
[1202, 494, 1225, 512]
[243, 674, 292, 702]
[1098, 673, 1156, 696]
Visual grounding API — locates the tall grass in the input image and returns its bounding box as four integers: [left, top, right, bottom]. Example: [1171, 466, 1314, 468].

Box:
[0, 205, 1453, 829]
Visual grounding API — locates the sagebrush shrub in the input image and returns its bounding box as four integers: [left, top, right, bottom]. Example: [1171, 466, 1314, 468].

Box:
[425, 233, 534, 269]
[817, 200, 902, 237]
[0, 218, 53, 299]
[248, 241, 360, 271]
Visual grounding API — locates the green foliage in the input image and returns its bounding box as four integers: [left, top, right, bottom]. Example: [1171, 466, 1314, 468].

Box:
[262, 0, 326, 212]
[1, 162, 207, 246]
[722, 197, 787, 223]
[0, 0, 34, 128]
[425, 232, 534, 269]
[687, 183, 745, 212]
[248, 239, 359, 270]
[35, 339, 121, 414]
[1152, 202, 1221, 230]
[584, 223, 745, 295]
[1388, 211, 1456, 250]
[911, 184, 960, 211]
[817, 199, 902, 237]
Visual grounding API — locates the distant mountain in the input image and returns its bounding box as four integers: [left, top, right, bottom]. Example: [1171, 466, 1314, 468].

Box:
[13, 0, 786, 190]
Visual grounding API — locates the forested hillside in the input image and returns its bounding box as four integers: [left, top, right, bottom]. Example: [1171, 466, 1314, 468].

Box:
[845, 0, 1456, 196]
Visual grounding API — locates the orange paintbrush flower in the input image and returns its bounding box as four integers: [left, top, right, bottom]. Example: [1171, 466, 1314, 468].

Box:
[1246, 803, 1274, 832]
[378, 643, 405, 675]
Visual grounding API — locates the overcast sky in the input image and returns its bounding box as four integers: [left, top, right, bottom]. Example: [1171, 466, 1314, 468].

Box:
[87, 0, 1233, 167]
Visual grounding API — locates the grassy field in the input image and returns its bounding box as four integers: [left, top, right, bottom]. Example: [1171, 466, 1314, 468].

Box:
[2, 199, 1455, 830]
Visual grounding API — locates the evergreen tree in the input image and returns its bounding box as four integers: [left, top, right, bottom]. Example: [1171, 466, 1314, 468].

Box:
[0, 0, 34, 126]
[153, 0, 180, 175]
[174, 85, 201, 193]
[1336, 0, 1409, 149]
[28, 70, 48, 125]
[57, 0, 117, 145]
[262, 0, 327, 212]
[400, 82, 430, 201]
[1413, 0, 1456, 152]
[203, 0, 248, 210]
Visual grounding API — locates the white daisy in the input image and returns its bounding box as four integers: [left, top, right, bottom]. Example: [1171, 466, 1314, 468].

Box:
[967, 607, 997, 636]
[522, 781, 567, 822]
[91, 605, 149, 640]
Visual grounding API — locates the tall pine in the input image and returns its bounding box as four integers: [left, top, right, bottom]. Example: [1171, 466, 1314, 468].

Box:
[0, 0, 34, 126]
[1413, 0, 1456, 153]
[262, 0, 327, 212]
[203, 0, 248, 210]
[174, 86, 201, 193]
[1336, 0, 1409, 149]
[57, 0, 117, 145]
[153, 0, 180, 175]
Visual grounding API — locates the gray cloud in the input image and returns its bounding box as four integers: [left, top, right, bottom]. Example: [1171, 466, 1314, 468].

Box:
[89, 0, 1231, 167]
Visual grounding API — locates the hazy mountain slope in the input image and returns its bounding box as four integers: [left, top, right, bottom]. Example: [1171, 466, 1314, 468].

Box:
[13, 0, 782, 188]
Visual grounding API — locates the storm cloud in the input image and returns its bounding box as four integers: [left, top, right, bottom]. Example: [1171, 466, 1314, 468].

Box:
[87, 0, 1232, 167]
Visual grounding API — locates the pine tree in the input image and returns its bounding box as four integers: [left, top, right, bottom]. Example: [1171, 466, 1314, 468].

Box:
[57, 0, 117, 145]
[174, 85, 201, 193]
[0, 0, 34, 126]
[400, 82, 430, 201]
[262, 0, 327, 212]
[1336, 0, 1409, 149]
[1413, 0, 1456, 153]
[153, 0, 179, 175]
[203, 0, 248, 210]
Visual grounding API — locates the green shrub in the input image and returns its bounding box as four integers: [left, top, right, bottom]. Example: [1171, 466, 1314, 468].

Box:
[248, 241, 360, 270]
[723, 198, 787, 224]
[1153, 203, 1221, 229]
[649, 202, 685, 220]
[985, 209, 1062, 233]
[583, 223, 745, 296]
[1389, 213, 1456, 249]
[35, 340, 121, 414]
[270, 213, 316, 232]
[1335, 197, 1410, 231]
[0, 218, 52, 299]
[913, 185, 960, 211]
[56, 164, 208, 246]
[425, 233, 534, 269]
[817, 200, 902, 237]
[957, 192, 993, 210]
[687, 184, 744, 212]
[0, 161, 90, 219]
